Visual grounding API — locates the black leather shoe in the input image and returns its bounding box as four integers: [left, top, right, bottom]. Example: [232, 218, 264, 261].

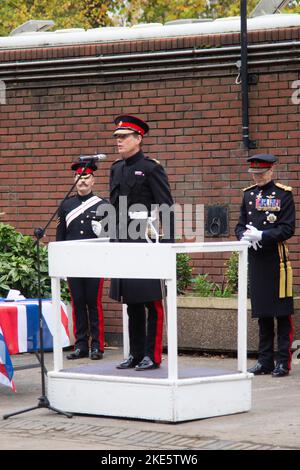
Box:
[135, 356, 159, 371]
[90, 349, 103, 360]
[272, 363, 289, 378]
[66, 348, 89, 360]
[247, 362, 273, 375]
[116, 355, 140, 369]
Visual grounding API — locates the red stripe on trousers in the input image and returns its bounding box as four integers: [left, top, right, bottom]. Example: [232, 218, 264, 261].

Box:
[153, 300, 164, 365]
[67, 283, 77, 350]
[96, 278, 104, 352]
[287, 315, 294, 370]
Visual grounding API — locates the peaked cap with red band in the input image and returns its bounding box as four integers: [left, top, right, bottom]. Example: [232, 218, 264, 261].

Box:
[247, 154, 277, 174]
[114, 115, 149, 136]
[71, 159, 97, 174]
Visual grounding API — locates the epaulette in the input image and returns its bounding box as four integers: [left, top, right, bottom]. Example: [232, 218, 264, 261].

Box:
[242, 184, 256, 192]
[145, 156, 160, 165]
[275, 182, 292, 192]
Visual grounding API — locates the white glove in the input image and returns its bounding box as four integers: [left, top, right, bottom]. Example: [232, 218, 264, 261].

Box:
[250, 240, 262, 251]
[145, 217, 159, 244]
[241, 224, 263, 243]
[92, 220, 102, 238]
[129, 211, 148, 220]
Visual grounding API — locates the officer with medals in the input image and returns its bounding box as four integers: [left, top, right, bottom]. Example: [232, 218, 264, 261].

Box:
[235, 154, 295, 377]
[56, 160, 107, 360]
[109, 115, 175, 371]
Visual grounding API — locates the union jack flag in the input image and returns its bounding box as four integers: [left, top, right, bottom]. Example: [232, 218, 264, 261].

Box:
[0, 300, 70, 391]
[0, 326, 16, 391]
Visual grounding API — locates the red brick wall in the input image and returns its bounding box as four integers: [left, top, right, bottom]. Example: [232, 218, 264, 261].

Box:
[0, 27, 299, 342]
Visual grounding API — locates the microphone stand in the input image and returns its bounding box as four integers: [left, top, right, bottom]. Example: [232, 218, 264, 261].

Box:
[3, 161, 92, 420]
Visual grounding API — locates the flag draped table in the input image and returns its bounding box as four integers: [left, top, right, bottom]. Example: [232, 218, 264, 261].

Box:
[0, 300, 70, 390]
[0, 326, 16, 391]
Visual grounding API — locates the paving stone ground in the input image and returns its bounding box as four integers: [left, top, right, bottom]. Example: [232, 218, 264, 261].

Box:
[1, 348, 300, 450]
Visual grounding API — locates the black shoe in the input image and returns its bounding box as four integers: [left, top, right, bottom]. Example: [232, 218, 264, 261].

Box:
[116, 355, 140, 369]
[90, 349, 103, 360]
[66, 348, 89, 360]
[247, 362, 273, 375]
[135, 356, 159, 371]
[272, 363, 289, 378]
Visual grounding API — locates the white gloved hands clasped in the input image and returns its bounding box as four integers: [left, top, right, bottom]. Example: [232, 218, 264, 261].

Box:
[241, 224, 263, 250]
[242, 224, 262, 242]
[249, 240, 262, 250]
[91, 220, 102, 238]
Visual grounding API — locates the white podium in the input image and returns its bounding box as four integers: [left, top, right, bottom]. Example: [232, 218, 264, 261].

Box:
[47, 240, 252, 422]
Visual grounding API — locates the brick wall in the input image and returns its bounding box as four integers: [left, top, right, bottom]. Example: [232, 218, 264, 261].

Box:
[0, 27, 299, 344]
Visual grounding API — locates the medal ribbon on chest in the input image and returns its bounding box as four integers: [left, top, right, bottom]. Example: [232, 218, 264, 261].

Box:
[255, 192, 281, 212]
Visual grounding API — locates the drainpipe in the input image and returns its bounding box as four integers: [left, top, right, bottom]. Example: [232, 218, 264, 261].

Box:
[240, 0, 257, 149]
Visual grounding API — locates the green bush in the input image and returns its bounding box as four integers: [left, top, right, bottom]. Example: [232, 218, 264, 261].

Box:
[192, 273, 234, 298]
[224, 251, 239, 294]
[0, 223, 69, 301]
[191, 252, 239, 298]
[176, 253, 193, 295]
[192, 273, 216, 297]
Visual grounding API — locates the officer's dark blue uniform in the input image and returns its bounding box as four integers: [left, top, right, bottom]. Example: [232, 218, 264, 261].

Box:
[235, 154, 295, 377]
[56, 160, 107, 360]
[109, 115, 174, 371]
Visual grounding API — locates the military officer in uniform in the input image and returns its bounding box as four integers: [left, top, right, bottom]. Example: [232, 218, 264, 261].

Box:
[109, 115, 175, 371]
[56, 160, 107, 360]
[235, 154, 295, 377]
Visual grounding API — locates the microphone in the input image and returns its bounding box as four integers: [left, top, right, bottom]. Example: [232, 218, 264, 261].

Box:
[79, 154, 107, 162]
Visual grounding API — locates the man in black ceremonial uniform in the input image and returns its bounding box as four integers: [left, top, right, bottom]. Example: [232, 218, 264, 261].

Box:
[235, 154, 295, 377]
[56, 160, 107, 360]
[110, 115, 175, 371]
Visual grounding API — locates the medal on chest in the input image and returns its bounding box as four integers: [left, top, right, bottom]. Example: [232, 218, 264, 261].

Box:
[255, 191, 281, 212]
[266, 213, 277, 223]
